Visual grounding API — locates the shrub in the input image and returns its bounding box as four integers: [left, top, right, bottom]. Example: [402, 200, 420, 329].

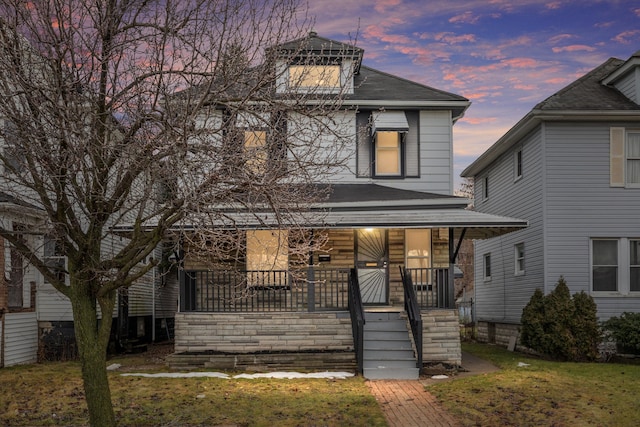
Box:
[520, 277, 601, 361]
[603, 312, 640, 355]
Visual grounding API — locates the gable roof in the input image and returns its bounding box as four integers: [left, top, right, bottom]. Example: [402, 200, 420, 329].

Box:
[461, 55, 640, 177]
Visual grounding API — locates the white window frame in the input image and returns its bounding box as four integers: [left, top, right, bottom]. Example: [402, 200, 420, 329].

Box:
[589, 238, 640, 296]
[483, 253, 491, 281]
[626, 130, 640, 187]
[514, 148, 523, 181]
[514, 243, 525, 276]
[483, 176, 489, 201]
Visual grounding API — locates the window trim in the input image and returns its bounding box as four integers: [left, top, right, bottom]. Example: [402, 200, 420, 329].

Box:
[514, 148, 523, 181]
[514, 243, 525, 276]
[630, 239, 640, 293]
[483, 253, 492, 281]
[626, 129, 640, 187]
[373, 131, 404, 178]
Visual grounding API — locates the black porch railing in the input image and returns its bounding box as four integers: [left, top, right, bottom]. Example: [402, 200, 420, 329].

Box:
[404, 267, 451, 309]
[180, 268, 350, 312]
[348, 268, 365, 375]
[400, 267, 422, 369]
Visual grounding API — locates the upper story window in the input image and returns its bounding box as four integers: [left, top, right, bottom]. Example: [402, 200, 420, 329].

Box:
[289, 65, 341, 89]
[356, 110, 419, 179]
[514, 148, 523, 181]
[243, 130, 268, 174]
[610, 127, 640, 187]
[3, 119, 25, 174]
[626, 131, 640, 185]
[483, 176, 489, 200]
[375, 131, 401, 176]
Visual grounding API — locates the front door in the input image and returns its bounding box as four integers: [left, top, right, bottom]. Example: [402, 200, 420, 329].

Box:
[356, 229, 389, 305]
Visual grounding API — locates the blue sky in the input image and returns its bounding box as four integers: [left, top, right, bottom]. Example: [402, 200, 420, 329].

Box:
[308, 0, 640, 188]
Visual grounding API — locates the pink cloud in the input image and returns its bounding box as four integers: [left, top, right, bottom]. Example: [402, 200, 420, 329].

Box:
[449, 11, 481, 25]
[634, 8, 640, 17]
[461, 116, 498, 125]
[545, 2, 562, 10]
[374, 0, 402, 13]
[552, 44, 596, 53]
[548, 34, 575, 44]
[433, 32, 477, 44]
[613, 30, 640, 44]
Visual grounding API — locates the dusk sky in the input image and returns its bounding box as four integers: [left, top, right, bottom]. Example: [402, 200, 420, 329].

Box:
[308, 0, 640, 188]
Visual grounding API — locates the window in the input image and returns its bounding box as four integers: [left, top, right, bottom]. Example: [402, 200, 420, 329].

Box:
[375, 131, 401, 176]
[515, 149, 523, 180]
[483, 176, 489, 200]
[44, 236, 67, 284]
[3, 119, 24, 173]
[289, 65, 341, 89]
[627, 131, 640, 185]
[610, 128, 640, 187]
[8, 244, 24, 308]
[631, 240, 640, 292]
[483, 253, 491, 280]
[515, 243, 525, 275]
[246, 230, 288, 287]
[592, 239, 618, 292]
[405, 229, 431, 269]
[243, 130, 267, 173]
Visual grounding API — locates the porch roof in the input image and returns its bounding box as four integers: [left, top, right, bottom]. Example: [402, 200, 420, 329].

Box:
[113, 184, 527, 240]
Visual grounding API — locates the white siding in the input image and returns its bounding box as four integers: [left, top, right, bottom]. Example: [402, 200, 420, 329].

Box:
[473, 128, 544, 324]
[544, 122, 640, 320]
[36, 282, 73, 321]
[4, 312, 38, 366]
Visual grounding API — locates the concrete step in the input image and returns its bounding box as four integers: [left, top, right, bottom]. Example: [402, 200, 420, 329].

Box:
[364, 348, 415, 359]
[365, 330, 412, 341]
[363, 319, 407, 331]
[364, 367, 420, 380]
[364, 311, 403, 321]
[364, 357, 417, 368]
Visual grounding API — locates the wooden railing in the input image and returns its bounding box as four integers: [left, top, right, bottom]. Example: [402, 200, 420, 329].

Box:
[348, 268, 365, 375]
[180, 268, 350, 312]
[404, 267, 450, 309]
[400, 267, 423, 369]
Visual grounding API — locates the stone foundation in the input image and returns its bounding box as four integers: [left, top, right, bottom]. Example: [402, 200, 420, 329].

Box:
[476, 321, 520, 347]
[422, 309, 461, 366]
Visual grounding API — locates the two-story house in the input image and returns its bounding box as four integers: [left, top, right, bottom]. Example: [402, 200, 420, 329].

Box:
[461, 51, 640, 347]
[167, 32, 526, 379]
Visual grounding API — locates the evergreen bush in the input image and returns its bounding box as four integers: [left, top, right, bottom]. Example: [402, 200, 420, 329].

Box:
[520, 277, 601, 361]
[603, 312, 640, 355]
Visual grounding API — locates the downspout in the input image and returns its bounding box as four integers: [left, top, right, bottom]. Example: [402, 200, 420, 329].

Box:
[152, 263, 156, 342]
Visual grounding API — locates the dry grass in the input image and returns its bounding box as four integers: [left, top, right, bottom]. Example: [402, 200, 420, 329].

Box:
[430, 342, 640, 427]
[0, 343, 386, 427]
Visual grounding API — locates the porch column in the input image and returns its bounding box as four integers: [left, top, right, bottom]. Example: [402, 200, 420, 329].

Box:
[447, 228, 455, 309]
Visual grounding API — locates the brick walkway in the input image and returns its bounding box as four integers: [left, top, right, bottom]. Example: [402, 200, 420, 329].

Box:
[366, 380, 460, 427]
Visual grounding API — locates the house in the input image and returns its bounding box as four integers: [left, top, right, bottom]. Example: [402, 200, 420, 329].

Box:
[461, 51, 640, 347]
[166, 32, 526, 379]
[0, 192, 42, 367]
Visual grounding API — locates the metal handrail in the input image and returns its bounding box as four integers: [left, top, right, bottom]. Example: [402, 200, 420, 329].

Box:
[400, 266, 423, 370]
[348, 268, 365, 375]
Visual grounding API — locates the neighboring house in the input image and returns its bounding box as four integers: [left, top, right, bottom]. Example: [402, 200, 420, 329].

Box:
[461, 51, 640, 346]
[167, 32, 526, 379]
[0, 192, 42, 367]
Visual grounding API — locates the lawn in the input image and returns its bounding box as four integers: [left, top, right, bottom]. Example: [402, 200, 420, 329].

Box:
[430, 342, 640, 427]
[0, 344, 386, 427]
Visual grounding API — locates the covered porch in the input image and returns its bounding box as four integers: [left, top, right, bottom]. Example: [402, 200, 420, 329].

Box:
[166, 184, 527, 376]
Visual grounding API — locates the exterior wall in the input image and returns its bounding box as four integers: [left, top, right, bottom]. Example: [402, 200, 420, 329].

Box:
[3, 312, 38, 366]
[422, 309, 461, 366]
[174, 311, 353, 353]
[544, 122, 640, 320]
[473, 127, 545, 324]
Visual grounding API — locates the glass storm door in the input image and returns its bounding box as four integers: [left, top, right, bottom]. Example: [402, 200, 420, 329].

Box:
[356, 229, 389, 304]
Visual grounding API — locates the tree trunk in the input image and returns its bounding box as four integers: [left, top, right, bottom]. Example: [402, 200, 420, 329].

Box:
[71, 283, 116, 427]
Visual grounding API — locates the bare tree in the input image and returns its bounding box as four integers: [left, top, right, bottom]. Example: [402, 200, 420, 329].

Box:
[0, 1, 353, 425]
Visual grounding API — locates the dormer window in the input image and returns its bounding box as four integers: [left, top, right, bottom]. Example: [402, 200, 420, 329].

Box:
[289, 64, 341, 89]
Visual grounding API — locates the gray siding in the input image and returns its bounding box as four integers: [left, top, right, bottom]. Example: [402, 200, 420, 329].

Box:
[473, 128, 544, 324]
[613, 70, 638, 104]
[3, 312, 38, 366]
[544, 122, 640, 320]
